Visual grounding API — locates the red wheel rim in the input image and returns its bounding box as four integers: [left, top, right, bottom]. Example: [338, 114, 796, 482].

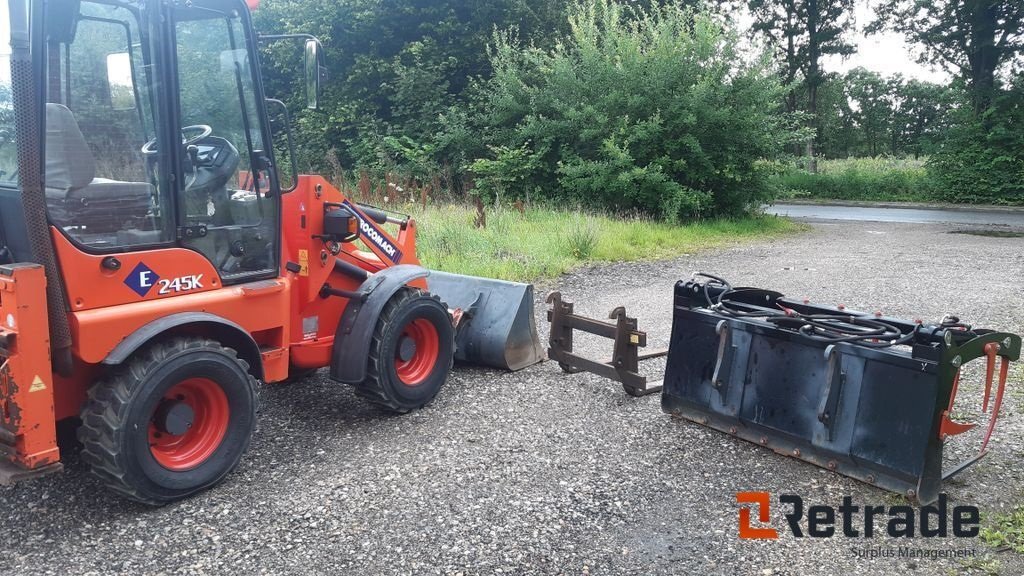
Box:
[394, 318, 440, 386]
[149, 378, 230, 471]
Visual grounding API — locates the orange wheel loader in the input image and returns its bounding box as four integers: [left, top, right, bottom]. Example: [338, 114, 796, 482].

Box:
[0, 0, 542, 504]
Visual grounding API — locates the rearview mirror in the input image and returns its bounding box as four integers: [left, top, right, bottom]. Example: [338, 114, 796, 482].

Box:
[106, 52, 135, 110]
[304, 38, 326, 110]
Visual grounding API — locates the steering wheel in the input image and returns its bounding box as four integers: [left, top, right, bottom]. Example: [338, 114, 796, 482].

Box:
[141, 124, 213, 155]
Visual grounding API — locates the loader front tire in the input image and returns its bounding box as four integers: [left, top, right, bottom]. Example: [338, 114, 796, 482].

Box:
[354, 288, 454, 413]
[78, 338, 259, 505]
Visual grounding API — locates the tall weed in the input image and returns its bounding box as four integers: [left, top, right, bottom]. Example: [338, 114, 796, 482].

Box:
[772, 157, 939, 202]
[409, 203, 798, 282]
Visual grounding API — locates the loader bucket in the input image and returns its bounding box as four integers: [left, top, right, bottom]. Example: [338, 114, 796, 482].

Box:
[662, 275, 1020, 504]
[427, 271, 545, 371]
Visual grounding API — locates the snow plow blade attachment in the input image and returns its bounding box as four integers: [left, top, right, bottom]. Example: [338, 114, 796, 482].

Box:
[662, 276, 1021, 505]
[427, 271, 544, 371]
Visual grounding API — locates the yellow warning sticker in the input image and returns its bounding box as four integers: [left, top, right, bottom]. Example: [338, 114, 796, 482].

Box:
[29, 375, 46, 392]
[298, 249, 310, 277]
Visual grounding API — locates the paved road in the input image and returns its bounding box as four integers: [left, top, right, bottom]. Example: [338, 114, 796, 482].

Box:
[2, 220, 1023, 575]
[767, 202, 1024, 227]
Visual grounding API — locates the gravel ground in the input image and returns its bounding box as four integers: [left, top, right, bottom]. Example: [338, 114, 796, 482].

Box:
[2, 219, 1023, 575]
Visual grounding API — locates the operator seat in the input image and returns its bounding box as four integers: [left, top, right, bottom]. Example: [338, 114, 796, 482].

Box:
[45, 103, 153, 232]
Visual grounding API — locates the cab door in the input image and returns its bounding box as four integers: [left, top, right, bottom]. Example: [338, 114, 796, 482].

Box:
[168, 0, 280, 283]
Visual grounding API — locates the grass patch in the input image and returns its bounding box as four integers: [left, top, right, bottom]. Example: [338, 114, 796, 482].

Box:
[956, 557, 1002, 576]
[406, 204, 799, 282]
[772, 157, 940, 203]
[981, 507, 1024, 553]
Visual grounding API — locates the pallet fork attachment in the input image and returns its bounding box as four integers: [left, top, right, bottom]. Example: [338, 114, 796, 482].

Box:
[546, 291, 667, 396]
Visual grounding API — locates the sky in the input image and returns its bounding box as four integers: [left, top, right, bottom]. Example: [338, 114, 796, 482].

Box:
[738, 0, 952, 84]
[821, 1, 951, 83]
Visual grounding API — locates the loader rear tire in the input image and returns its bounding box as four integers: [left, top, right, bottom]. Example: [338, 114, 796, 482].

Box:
[77, 338, 259, 505]
[353, 288, 454, 413]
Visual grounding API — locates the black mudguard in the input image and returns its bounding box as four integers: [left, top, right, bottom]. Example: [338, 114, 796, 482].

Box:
[103, 311, 264, 380]
[330, 264, 430, 384]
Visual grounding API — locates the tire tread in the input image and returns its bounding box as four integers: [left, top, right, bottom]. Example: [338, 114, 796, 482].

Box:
[77, 337, 258, 505]
[351, 288, 453, 413]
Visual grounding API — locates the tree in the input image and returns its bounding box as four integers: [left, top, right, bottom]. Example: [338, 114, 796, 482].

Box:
[844, 68, 893, 156]
[745, 0, 804, 115]
[745, 0, 856, 171]
[814, 70, 956, 158]
[889, 79, 956, 157]
[252, 0, 572, 174]
[929, 77, 1024, 203]
[870, 0, 1024, 113]
[815, 74, 858, 158]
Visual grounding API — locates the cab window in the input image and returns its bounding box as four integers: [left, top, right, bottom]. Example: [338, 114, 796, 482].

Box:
[43, 1, 173, 249]
[173, 0, 278, 279]
[0, 0, 14, 188]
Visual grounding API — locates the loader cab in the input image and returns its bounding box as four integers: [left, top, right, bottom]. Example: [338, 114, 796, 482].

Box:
[38, 0, 280, 282]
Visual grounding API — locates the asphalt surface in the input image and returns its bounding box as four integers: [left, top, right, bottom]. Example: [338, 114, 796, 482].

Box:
[767, 202, 1024, 227]
[2, 218, 1023, 575]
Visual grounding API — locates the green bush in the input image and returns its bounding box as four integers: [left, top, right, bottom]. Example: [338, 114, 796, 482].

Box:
[467, 0, 790, 220]
[929, 80, 1024, 205]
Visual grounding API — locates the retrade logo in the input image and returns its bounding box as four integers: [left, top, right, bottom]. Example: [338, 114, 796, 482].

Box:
[124, 262, 160, 297]
[736, 492, 979, 540]
[737, 492, 779, 539]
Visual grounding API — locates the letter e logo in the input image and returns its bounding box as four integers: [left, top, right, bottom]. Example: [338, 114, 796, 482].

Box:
[124, 262, 161, 298]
